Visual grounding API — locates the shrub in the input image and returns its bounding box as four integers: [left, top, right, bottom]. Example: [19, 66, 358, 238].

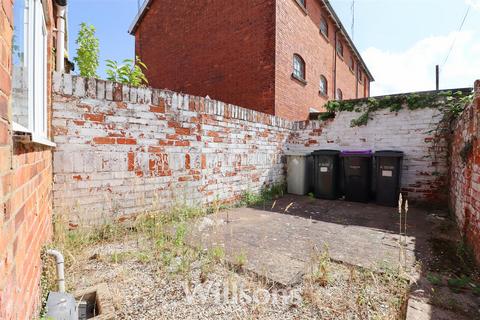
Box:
[105, 56, 148, 87]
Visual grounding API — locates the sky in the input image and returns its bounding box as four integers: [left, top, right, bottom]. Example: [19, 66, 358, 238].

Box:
[67, 0, 480, 96]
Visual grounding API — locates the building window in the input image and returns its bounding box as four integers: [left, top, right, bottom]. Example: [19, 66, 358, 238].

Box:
[292, 54, 306, 82]
[12, 0, 49, 143]
[320, 18, 328, 38]
[336, 39, 343, 57]
[358, 68, 363, 82]
[336, 88, 343, 100]
[349, 56, 354, 71]
[298, 0, 306, 8]
[319, 75, 328, 96]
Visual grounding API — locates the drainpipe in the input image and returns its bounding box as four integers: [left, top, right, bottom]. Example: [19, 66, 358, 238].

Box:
[55, 0, 67, 73]
[333, 30, 338, 98]
[47, 249, 66, 293]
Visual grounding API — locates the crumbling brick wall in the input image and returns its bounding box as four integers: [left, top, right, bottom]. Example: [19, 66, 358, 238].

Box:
[449, 80, 480, 264]
[0, 0, 55, 319]
[286, 106, 450, 205]
[52, 74, 291, 224]
[52, 74, 453, 223]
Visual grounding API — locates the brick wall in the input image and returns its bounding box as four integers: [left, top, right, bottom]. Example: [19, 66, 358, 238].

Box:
[133, 0, 371, 121]
[135, 0, 277, 116]
[449, 80, 480, 264]
[51, 74, 451, 223]
[0, 0, 55, 319]
[274, 0, 369, 119]
[52, 74, 291, 224]
[286, 104, 450, 205]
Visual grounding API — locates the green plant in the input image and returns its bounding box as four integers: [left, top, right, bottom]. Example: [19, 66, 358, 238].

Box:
[317, 111, 335, 121]
[105, 56, 148, 86]
[74, 23, 99, 78]
[447, 275, 471, 293]
[324, 90, 473, 127]
[310, 245, 330, 286]
[427, 273, 442, 285]
[208, 246, 225, 263]
[241, 183, 286, 206]
[234, 251, 247, 270]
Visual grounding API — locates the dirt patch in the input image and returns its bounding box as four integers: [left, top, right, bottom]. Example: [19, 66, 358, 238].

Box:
[67, 238, 409, 320]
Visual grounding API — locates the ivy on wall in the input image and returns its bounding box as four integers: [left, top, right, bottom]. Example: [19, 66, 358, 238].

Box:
[319, 90, 474, 127]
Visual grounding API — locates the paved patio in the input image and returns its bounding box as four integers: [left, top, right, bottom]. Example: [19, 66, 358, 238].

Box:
[188, 194, 438, 285]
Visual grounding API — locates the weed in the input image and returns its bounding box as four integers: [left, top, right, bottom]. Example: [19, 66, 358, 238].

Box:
[308, 244, 330, 286]
[241, 183, 286, 207]
[110, 252, 133, 264]
[447, 275, 471, 292]
[234, 251, 247, 270]
[208, 246, 225, 263]
[427, 273, 442, 286]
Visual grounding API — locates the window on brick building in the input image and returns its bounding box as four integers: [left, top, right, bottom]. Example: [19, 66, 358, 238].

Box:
[298, 0, 306, 8]
[292, 54, 306, 81]
[320, 18, 328, 38]
[349, 56, 355, 71]
[319, 75, 328, 96]
[358, 68, 363, 83]
[12, 0, 50, 145]
[336, 39, 344, 57]
[336, 88, 343, 101]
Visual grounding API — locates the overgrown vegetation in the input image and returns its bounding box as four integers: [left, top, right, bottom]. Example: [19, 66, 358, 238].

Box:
[74, 23, 100, 78]
[320, 90, 474, 127]
[106, 56, 148, 86]
[240, 183, 286, 207]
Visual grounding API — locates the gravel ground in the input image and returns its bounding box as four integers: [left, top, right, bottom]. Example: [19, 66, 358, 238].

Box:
[68, 238, 408, 320]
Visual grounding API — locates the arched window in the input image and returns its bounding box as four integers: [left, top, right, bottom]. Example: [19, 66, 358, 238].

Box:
[349, 56, 355, 71]
[336, 39, 344, 57]
[336, 88, 343, 101]
[320, 18, 328, 37]
[292, 54, 306, 81]
[319, 75, 328, 96]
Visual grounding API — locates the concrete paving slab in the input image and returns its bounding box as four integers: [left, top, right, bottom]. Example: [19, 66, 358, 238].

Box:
[187, 195, 430, 286]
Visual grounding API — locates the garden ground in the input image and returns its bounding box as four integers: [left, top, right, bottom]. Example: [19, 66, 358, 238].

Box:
[43, 194, 479, 319]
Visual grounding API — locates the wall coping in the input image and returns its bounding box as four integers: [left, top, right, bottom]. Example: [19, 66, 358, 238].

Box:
[52, 72, 294, 130]
[53, 73, 480, 131]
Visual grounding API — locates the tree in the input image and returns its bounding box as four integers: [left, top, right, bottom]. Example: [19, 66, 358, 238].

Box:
[74, 23, 99, 78]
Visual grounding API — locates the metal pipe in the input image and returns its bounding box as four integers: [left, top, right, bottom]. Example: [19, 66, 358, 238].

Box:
[46, 249, 66, 293]
[55, 2, 67, 72]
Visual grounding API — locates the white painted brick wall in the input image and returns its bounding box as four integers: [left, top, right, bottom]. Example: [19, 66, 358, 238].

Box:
[286, 107, 449, 204]
[52, 73, 451, 224]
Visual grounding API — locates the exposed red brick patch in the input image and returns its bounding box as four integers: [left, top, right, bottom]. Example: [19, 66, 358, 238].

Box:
[84, 113, 105, 122]
[150, 105, 165, 113]
[93, 137, 116, 144]
[128, 152, 135, 171]
[175, 127, 191, 135]
[117, 138, 136, 145]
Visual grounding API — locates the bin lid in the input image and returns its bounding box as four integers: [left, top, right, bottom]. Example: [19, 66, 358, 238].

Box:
[312, 149, 340, 156]
[284, 151, 311, 156]
[340, 150, 373, 157]
[374, 150, 404, 157]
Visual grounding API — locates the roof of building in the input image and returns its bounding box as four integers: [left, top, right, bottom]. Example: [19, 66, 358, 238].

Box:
[128, 0, 374, 81]
[321, 0, 374, 81]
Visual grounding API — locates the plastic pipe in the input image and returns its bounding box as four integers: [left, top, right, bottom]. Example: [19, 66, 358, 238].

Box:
[46, 249, 66, 293]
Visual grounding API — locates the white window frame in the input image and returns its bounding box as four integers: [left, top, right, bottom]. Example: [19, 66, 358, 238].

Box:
[12, 0, 55, 147]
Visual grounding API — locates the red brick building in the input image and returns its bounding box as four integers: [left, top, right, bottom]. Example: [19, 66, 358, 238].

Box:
[130, 0, 374, 120]
[1, 0, 65, 318]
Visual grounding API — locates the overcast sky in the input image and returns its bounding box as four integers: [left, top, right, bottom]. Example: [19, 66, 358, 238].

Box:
[67, 0, 480, 96]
